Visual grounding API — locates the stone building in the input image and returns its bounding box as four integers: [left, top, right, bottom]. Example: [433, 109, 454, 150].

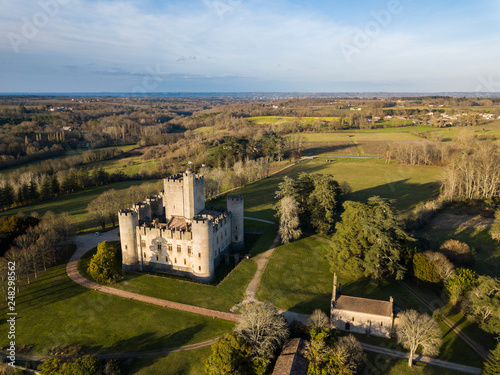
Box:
[118, 169, 244, 283]
[330, 274, 396, 338]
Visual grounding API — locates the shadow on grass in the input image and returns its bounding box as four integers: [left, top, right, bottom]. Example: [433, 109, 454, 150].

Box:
[347, 178, 441, 212]
[104, 324, 207, 354]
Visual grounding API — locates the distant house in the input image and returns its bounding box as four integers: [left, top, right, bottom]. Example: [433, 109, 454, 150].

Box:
[330, 274, 397, 338]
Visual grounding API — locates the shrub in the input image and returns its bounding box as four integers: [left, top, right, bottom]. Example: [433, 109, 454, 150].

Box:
[439, 239, 475, 266]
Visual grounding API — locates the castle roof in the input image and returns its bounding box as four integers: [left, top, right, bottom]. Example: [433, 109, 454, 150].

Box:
[168, 217, 191, 231]
[333, 295, 392, 317]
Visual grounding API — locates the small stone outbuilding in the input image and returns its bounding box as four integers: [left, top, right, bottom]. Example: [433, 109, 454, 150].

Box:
[330, 274, 396, 338]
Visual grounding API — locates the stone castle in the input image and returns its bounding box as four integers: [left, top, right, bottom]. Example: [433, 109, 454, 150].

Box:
[118, 169, 244, 283]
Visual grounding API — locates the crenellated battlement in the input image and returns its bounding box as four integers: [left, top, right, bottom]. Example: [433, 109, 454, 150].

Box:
[119, 209, 138, 217]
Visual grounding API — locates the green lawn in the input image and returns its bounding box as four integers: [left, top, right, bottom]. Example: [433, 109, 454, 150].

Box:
[257, 235, 484, 367]
[288, 131, 423, 142]
[0, 180, 154, 233]
[128, 346, 211, 375]
[78, 220, 277, 312]
[247, 116, 339, 125]
[0, 253, 234, 356]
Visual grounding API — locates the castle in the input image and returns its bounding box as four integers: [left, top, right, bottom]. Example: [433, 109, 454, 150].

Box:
[118, 169, 244, 283]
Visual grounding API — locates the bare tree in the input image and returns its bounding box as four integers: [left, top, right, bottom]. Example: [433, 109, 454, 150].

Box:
[397, 310, 442, 367]
[424, 251, 455, 282]
[307, 309, 329, 332]
[235, 302, 289, 361]
[276, 195, 302, 244]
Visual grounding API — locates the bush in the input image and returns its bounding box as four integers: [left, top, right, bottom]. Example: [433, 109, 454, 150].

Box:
[439, 239, 475, 266]
[88, 241, 122, 284]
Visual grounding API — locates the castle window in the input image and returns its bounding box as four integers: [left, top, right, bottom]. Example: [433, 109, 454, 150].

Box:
[175, 258, 177, 264]
[352, 317, 355, 322]
[125, 245, 128, 250]
[168, 244, 172, 251]
[177, 245, 182, 253]
[235, 226, 237, 230]
[216, 237, 219, 244]
[198, 253, 201, 258]
[165, 256, 168, 262]
[141, 240, 146, 248]
[156, 255, 158, 261]
[381, 322, 383, 327]
[199, 266, 201, 271]
[184, 259, 186, 265]
[143, 252, 146, 258]
[188, 246, 192, 256]
[235, 235, 238, 241]
[157, 243, 161, 251]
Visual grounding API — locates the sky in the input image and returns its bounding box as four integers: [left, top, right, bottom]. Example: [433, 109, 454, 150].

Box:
[0, 0, 499, 93]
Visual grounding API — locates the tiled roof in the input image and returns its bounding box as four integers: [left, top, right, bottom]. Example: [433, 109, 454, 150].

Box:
[334, 295, 392, 317]
[168, 217, 191, 231]
[272, 338, 308, 375]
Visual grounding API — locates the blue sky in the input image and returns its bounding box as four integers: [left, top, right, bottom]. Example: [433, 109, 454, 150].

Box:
[0, 0, 499, 93]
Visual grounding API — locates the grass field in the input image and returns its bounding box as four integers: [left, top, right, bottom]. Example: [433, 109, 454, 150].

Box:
[128, 346, 211, 375]
[257, 235, 484, 367]
[0, 253, 234, 356]
[289, 131, 423, 142]
[247, 116, 340, 125]
[0, 180, 155, 233]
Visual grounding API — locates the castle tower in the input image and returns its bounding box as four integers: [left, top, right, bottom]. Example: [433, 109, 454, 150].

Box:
[146, 195, 164, 217]
[118, 209, 139, 271]
[191, 217, 214, 283]
[133, 202, 152, 222]
[164, 169, 205, 219]
[227, 195, 244, 251]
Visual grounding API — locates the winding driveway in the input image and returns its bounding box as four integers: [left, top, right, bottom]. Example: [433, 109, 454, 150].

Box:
[67, 228, 239, 322]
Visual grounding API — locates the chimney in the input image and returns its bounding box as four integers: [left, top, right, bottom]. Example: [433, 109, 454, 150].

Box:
[332, 273, 337, 302]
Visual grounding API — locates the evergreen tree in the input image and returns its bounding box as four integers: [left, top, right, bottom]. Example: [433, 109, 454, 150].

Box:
[205, 333, 253, 375]
[309, 174, 341, 234]
[51, 174, 60, 196]
[88, 241, 122, 284]
[413, 253, 441, 284]
[330, 196, 411, 281]
[40, 175, 52, 200]
[29, 179, 39, 201]
[484, 342, 500, 375]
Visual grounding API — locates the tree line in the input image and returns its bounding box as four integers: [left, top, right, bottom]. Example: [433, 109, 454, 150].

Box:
[0, 211, 74, 298]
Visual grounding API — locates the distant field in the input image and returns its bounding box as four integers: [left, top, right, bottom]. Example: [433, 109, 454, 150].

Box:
[247, 116, 340, 125]
[290, 131, 423, 142]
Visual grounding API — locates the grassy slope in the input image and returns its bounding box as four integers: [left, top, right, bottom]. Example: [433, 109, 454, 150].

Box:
[0, 254, 234, 356]
[0, 180, 154, 233]
[128, 346, 211, 375]
[257, 236, 484, 367]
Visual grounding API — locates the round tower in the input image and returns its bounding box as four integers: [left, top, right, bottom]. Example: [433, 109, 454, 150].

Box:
[227, 195, 244, 251]
[118, 209, 139, 271]
[191, 217, 214, 283]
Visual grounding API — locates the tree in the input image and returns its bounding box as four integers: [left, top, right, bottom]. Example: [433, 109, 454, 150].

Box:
[303, 329, 352, 375]
[308, 174, 341, 234]
[491, 208, 500, 242]
[424, 251, 455, 282]
[413, 253, 440, 284]
[62, 355, 103, 375]
[483, 342, 500, 375]
[464, 276, 500, 334]
[235, 302, 289, 364]
[39, 174, 52, 200]
[88, 241, 122, 284]
[307, 309, 330, 333]
[336, 335, 366, 374]
[205, 332, 253, 375]
[396, 310, 442, 367]
[275, 195, 302, 244]
[87, 194, 108, 230]
[445, 268, 477, 304]
[439, 239, 474, 266]
[330, 197, 411, 281]
[40, 357, 63, 375]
